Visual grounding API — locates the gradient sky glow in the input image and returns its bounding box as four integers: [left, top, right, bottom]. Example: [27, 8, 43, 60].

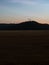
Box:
[0, 0, 49, 24]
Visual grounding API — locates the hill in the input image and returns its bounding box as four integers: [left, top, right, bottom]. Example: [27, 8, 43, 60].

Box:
[0, 21, 49, 30]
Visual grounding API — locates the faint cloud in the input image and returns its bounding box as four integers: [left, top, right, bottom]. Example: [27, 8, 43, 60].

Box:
[8, 0, 38, 5]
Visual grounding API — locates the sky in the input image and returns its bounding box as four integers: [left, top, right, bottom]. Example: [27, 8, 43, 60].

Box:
[0, 0, 49, 24]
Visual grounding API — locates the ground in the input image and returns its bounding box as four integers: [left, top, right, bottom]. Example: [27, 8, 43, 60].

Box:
[0, 30, 49, 65]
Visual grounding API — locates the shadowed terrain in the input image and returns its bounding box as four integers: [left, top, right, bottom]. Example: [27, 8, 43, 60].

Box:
[0, 21, 49, 30]
[0, 30, 49, 65]
[0, 19, 49, 65]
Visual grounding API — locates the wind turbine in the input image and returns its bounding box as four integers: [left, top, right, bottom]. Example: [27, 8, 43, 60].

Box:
[27, 17, 32, 22]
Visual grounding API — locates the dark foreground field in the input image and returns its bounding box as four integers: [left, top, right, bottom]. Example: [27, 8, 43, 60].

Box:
[0, 30, 49, 65]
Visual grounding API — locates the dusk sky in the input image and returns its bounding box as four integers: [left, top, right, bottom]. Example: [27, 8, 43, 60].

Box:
[0, 0, 49, 24]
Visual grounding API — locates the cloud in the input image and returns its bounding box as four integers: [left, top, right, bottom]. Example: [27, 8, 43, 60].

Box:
[8, 0, 38, 5]
[7, 0, 49, 6]
[1, 0, 49, 6]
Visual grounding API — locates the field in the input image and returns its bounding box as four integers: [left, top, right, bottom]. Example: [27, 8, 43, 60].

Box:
[0, 30, 49, 65]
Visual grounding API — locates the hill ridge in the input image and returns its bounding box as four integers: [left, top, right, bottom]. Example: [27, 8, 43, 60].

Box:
[0, 21, 49, 30]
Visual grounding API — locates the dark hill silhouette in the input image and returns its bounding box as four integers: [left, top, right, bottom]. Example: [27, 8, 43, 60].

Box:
[0, 21, 49, 30]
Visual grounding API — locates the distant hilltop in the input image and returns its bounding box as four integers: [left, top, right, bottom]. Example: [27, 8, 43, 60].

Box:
[0, 21, 49, 30]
